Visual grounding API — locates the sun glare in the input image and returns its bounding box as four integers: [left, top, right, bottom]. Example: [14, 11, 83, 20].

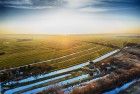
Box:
[1, 9, 139, 34]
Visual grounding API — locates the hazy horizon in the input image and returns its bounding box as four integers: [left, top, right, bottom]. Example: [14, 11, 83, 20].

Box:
[0, 0, 140, 34]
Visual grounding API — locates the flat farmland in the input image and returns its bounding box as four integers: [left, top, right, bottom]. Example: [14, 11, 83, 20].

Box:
[0, 34, 140, 94]
[0, 34, 139, 71]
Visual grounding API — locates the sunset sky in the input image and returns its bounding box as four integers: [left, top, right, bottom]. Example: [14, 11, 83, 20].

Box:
[0, 0, 140, 34]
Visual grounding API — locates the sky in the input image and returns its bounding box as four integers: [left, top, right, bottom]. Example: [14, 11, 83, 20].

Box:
[0, 0, 140, 34]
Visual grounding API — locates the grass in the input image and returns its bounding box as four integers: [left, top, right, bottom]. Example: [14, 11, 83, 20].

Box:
[0, 34, 139, 70]
[1, 34, 139, 94]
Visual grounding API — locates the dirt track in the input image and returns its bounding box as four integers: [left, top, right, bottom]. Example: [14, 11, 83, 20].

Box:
[71, 44, 140, 94]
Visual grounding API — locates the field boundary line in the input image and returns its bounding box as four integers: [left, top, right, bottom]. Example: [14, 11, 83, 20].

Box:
[51, 48, 105, 65]
[0, 46, 99, 72]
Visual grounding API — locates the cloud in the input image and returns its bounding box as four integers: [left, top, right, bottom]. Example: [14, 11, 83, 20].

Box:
[0, 0, 139, 12]
[0, 0, 64, 9]
[0, 0, 32, 5]
[4, 5, 54, 9]
[75, 0, 140, 13]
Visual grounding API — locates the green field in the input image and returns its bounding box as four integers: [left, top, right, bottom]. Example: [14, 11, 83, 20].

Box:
[0, 34, 139, 70]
